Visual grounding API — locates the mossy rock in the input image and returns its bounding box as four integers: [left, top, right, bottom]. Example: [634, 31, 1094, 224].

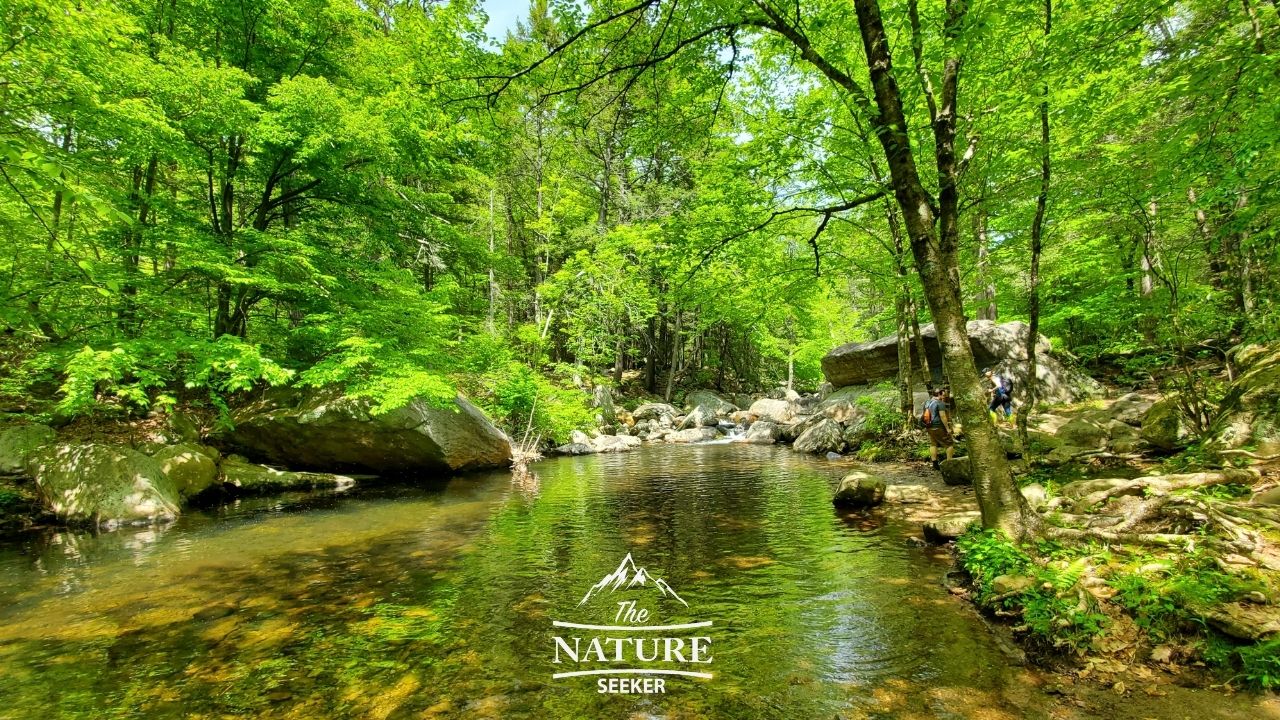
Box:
[25, 444, 180, 528]
[0, 424, 55, 475]
[832, 472, 886, 508]
[153, 443, 221, 498]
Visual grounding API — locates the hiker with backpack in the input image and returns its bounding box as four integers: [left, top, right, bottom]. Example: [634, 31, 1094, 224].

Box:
[983, 367, 1013, 425]
[922, 387, 954, 470]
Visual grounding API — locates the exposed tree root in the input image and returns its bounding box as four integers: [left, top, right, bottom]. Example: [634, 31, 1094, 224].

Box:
[1218, 448, 1280, 463]
[1066, 469, 1260, 512]
[1041, 468, 1272, 558]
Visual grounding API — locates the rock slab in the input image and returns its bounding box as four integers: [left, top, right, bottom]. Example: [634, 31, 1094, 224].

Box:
[821, 320, 1102, 404]
[923, 511, 982, 543]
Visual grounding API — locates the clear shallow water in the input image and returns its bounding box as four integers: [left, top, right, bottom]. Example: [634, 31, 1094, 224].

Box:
[0, 446, 1108, 718]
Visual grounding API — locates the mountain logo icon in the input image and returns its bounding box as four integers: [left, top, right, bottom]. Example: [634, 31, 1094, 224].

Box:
[577, 553, 688, 607]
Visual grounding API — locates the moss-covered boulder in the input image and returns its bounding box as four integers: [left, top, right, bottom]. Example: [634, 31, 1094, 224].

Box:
[666, 427, 720, 443]
[676, 404, 720, 430]
[219, 386, 510, 475]
[832, 472, 886, 508]
[220, 455, 353, 494]
[1141, 396, 1192, 451]
[0, 424, 55, 475]
[744, 420, 780, 444]
[25, 444, 180, 527]
[152, 443, 221, 498]
[1214, 345, 1280, 455]
[684, 390, 737, 416]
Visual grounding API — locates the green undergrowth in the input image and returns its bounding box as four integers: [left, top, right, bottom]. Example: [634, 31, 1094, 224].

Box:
[957, 528, 1110, 654]
[956, 527, 1279, 688]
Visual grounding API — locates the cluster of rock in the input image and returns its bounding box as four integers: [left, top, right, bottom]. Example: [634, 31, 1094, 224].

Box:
[0, 386, 513, 530]
[554, 384, 909, 457]
[929, 388, 1225, 489]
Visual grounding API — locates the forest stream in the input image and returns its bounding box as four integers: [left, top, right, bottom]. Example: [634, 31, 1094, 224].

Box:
[0, 445, 1276, 720]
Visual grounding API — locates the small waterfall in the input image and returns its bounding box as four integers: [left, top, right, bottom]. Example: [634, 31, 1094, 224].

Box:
[703, 421, 746, 444]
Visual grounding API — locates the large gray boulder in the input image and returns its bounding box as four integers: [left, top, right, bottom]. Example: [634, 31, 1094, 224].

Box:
[592, 386, 617, 431]
[821, 320, 1102, 404]
[938, 457, 972, 486]
[0, 424, 55, 475]
[677, 405, 721, 430]
[793, 418, 845, 455]
[685, 391, 737, 416]
[744, 421, 781, 445]
[832, 472, 886, 508]
[666, 427, 721, 443]
[25, 444, 180, 527]
[591, 434, 642, 453]
[221, 455, 353, 494]
[1110, 393, 1155, 426]
[747, 398, 797, 424]
[633, 403, 679, 424]
[552, 442, 595, 456]
[152, 443, 221, 498]
[219, 387, 511, 474]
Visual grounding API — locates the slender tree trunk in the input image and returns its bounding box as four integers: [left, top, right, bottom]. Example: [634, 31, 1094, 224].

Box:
[895, 290, 913, 421]
[908, 294, 933, 390]
[1019, 0, 1052, 451]
[1140, 201, 1157, 298]
[645, 315, 658, 393]
[121, 154, 159, 337]
[974, 206, 997, 321]
[487, 188, 497, 333]
[888, 202, 916, 419]
[853, 0, 1037, 538]
[664, 311, 681, 402]
[1188, 187, 1224, 288]
[613, 334, 624, 385]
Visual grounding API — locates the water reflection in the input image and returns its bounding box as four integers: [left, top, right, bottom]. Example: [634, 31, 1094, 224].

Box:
[0, 445, 1182, 718]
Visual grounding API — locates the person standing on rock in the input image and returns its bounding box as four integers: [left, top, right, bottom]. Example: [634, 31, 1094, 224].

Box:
[983, 368, 1013, 425]
[923, 388, 954, 470]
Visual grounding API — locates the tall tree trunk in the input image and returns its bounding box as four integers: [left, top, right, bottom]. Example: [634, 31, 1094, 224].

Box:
[1140, 201, 1157, 298]
[613, 334, 624, 385]
[974, 205, 997, 320]
[664, 311, 681, 402]
[888, 201, 916, 418]
[487, 188, 497, 333]
[853, 0, 1037, 537]
[1018, 0, 1051, 452]
[121, 154, 159, 337]
[645, 315, 658, 393]
[909, 294, 933, 390]
[895, 290, 913, 421]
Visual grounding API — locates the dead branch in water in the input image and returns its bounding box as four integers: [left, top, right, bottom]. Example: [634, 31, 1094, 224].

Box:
[511, 391, 544, 476]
